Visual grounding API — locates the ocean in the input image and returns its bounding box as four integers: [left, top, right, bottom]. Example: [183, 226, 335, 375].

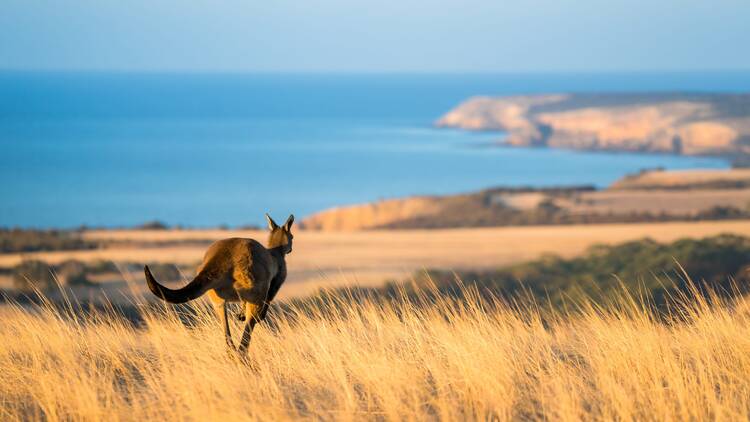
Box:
[1, 71, 747, 228]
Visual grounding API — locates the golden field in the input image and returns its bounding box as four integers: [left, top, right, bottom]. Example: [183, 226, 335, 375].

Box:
[610, 168, 750, 190]
[2, 284, 750, 421]
[2, 220, 750, 298]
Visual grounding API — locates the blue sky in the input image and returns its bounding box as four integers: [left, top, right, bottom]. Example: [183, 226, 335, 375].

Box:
[1, 0, 749, 72]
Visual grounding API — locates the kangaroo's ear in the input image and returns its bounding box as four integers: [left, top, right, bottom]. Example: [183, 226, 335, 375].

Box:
[284, 214, 295, 231]
[265, 213, 279, 230]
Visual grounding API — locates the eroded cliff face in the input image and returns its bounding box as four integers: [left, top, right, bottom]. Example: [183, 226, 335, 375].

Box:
[300, 196, 443, 231]
[436, 94, 750, 156]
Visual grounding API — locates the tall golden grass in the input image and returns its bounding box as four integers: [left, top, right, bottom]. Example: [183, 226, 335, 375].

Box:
[2, 282, 750, 421]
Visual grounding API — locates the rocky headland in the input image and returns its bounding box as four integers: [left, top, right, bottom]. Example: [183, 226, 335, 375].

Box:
[436, 93, 750, 159]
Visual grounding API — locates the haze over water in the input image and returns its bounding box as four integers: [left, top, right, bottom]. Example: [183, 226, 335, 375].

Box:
[1, 71, 745, 228]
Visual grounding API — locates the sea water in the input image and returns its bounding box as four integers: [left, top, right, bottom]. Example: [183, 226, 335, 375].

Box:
[1, 71, 744, 228]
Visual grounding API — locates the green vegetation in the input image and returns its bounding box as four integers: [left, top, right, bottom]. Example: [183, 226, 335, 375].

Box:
[0, 228, 97, 253]
[11, 260, 57, 291]
[7, 259, 189, 293]
[304, 234, 750, 311]
[136, 220, 170, 230]
[426, 234, 750, 307]
[11, 259, 92, 292]
[379, 187, 750, 229]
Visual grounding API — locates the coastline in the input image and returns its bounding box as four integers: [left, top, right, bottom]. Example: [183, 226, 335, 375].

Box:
[436, 93, 750, 167]
[301, 168, 750, 231]
[5, 74, 746, 229]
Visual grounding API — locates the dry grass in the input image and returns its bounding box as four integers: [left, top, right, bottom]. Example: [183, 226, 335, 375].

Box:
[611, 168, 750, 190]
[3, 221, 750, 299]
[2, 282, 750, 421]
[560, 188, 750, 216]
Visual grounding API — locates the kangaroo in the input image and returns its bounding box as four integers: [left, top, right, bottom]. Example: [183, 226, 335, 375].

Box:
[144, 213, 294, 355]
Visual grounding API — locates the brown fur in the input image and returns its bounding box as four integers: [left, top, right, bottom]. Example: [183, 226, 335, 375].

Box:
[145, 213, 294, 355]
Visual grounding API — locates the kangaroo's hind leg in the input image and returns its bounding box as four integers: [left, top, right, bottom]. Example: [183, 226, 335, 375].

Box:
[258, 275, 284, 322]
[208, 290, 235, 349]
[238, 301, 263, 356]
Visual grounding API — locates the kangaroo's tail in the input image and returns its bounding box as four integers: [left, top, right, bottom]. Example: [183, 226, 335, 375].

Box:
[144, 265, 212, 304]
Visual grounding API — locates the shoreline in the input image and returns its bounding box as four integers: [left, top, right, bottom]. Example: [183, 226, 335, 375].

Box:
[301, 168, 750, 231]
[1, 147, 729, 231]
[436, 93, 750, 166]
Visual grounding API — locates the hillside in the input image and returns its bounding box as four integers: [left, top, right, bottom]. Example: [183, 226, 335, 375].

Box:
[301, 169, 750, 231]
[436, 93, 750, 159]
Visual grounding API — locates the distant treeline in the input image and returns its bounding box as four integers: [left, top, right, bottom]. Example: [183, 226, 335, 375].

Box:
[0, 229, 97, 253]
[380, 195, 750, 229]
[3, 259, 192, 292]
[295, 234, 750, 313]
[0, 224, 261, 254]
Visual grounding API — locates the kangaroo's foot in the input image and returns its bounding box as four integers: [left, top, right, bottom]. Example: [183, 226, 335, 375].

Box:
[224, 345, 251, 365]
[235, 348, 252, 364]
[234, 353, 257, 370]
[225, 346, 239, 360]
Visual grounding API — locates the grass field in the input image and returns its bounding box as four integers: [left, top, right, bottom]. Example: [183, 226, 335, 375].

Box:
[3, 220, 750, 298]
[3, 283, 750, 421]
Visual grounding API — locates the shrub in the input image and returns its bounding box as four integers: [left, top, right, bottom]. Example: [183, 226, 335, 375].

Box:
[0, 229, 97, 253]
[12, 260, 57, 292]
[313, 235, 750, 311]
[137, 221, 169, 230]
[55, 260, 92, 286]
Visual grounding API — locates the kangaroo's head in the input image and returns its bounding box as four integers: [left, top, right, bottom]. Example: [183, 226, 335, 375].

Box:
[266, 213, 295, 254]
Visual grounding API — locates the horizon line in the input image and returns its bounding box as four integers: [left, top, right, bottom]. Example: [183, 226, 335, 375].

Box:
[2, 68, 750, 76]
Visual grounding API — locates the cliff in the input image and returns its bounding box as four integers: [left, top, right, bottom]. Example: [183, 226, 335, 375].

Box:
[436, 94, 750, 157]
[299, 196, 444, 231]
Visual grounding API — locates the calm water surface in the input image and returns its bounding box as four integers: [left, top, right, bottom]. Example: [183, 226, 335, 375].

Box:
[2, 72, 745, 228]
